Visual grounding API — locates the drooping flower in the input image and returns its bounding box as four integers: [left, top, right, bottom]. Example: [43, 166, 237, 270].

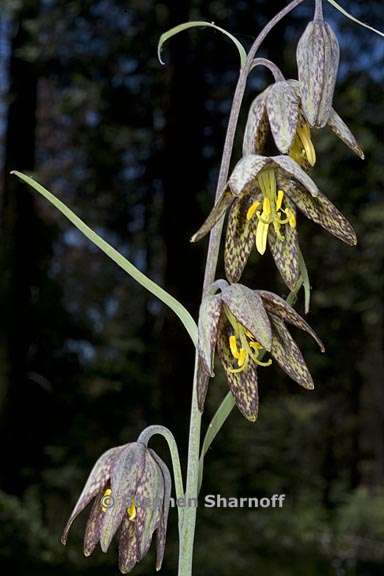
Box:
[296, 2, 340, 128]
[191, 154, 356, 289]
[61, 442, 171, 574]
[243, 79, 364, 167]
[197, 282, 324, 421]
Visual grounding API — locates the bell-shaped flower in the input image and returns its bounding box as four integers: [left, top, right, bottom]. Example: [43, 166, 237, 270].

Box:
[197, 281, 324, 421]
[243, 79, 364, 167]
[191, 155, 356, 290]
[61, 442, 171, 574]
[296, 3, 340, 128]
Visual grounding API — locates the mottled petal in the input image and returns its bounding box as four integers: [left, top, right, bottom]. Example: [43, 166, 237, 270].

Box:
[100, 444, 146, 553]
[224, 194, 259, 283]
[297, 20, 340, 128]
[283, 179, 357, 246]
[83, 489, 105, 557]
[258, 289, 324, 351]
[191, 186, 234, 243]
[270, 315, 315, 389]
[118, 519, 139, 574]
[150, 451, 172, 571]
[197, 293, 223, 376]
[134, 450, 163, 560]
[221, 283, 272, 351]
[218, 321, 259, 421]
[243, 90, 269, 155]
[268, 201, 301, 291]
[196, 360, 210, 413]
[274, 155, 319, 197]
[228, 155, 270, 196]
[266, 81, 299, 153]
[62, 445, 124, 545]
[327, 109, 365, 159]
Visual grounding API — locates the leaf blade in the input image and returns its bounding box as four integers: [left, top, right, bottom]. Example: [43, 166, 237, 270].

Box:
[326, 0, 384, 38]
[12, 171, 198, 346]
[158, 20, 247, 66]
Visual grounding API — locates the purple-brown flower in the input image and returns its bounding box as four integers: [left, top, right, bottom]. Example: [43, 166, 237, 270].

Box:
[243, 79, 364, 167]
[197, 281, 324, 421]
[192, 154, 356, 290]
[61, 442, 171, 574]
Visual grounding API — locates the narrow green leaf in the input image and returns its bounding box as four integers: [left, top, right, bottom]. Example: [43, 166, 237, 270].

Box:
[327, 0, 384, 38]
[12, 171, 198, 346]
[158, 21, 247, 67]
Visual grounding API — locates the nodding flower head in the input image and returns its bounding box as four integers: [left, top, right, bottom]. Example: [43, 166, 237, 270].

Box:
[243, 79, 364, 167]
[197, 281, 324, 421]
[191, 155, 356, 290]
[61, 442, 171, 574]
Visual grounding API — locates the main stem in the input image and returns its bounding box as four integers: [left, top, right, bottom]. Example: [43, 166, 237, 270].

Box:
[177, 2, 305, 574]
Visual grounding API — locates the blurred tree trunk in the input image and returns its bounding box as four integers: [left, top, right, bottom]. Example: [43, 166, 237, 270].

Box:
[0, 0, 39, 494]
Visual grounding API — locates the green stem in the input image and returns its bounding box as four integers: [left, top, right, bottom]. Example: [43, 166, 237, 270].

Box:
[178, 1, 306, 575]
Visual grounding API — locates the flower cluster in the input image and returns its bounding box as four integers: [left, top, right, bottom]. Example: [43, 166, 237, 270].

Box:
[193, 4, 362, 417]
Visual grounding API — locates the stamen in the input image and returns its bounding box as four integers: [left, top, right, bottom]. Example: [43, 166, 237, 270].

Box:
[297, 123, 316, 167]
[238, 348, 247, 367]
[256, 220, 269, 255]
[276, 189, 284, 211]
[127, 499, 136, 521]
[246, 200, 260, 221]
[229, 335, 240, 359]
[285, 208, 296, 228]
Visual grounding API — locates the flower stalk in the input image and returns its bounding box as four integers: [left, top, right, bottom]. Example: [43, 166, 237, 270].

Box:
[178, 2, 306, 574]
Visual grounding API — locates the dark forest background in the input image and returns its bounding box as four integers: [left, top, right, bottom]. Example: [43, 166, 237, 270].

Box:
[0, 1, 383, 575]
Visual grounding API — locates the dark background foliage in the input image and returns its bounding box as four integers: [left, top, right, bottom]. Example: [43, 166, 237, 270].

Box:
[0, 1, 383, 574]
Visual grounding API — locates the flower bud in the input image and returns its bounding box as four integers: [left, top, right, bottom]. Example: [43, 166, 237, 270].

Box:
[296, 16, 340, 128]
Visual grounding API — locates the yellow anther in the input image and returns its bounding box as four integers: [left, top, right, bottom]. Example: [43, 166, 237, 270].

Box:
[101, 488, 113, 512]
[229, 335, 240, 359]
[276, 189, 284, 211]
[238, 348, 247, 367]
[297, 123, 316, 167]
[127, 499, 136, 521]
[246, 200, 260, 221]
[256, 220, 269, 255]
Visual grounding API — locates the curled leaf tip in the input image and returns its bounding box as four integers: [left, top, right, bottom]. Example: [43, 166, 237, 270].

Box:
[157, 20, 247, 68]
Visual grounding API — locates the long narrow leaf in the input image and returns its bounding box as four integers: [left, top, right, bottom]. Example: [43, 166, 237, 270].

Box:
[12, 171, 198, 346]
[158, 21, 247, 67]
[327, 0, 384, 38]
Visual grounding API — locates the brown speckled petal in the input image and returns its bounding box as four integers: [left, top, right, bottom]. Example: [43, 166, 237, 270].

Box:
[62, 445, 124, 545]
[191, 186, 234, 243]
[150, 451, 172, 571]
[228, 155, 270, 196]
[100, 444, 146, 553]
[266, 81, 299, 153]
[268, 199, 300, 291]
[283, 179, 357, 246]
[218, 321, 259, 422]
[221, 283, 272, 351]
[243, 90, 269, 155]
[83, 489, 106, 557]
[196, 360, 211, 413]
[197, 293, 223, 376]
[274, 155, 319, 197]
[270, 315, 315, 390]
[118, 519, 139, 574]
[224, 194, 259, 283]
[297, 20, 340, 128]
[327, 109, 365, 159]
[258, 290, 324, 351]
